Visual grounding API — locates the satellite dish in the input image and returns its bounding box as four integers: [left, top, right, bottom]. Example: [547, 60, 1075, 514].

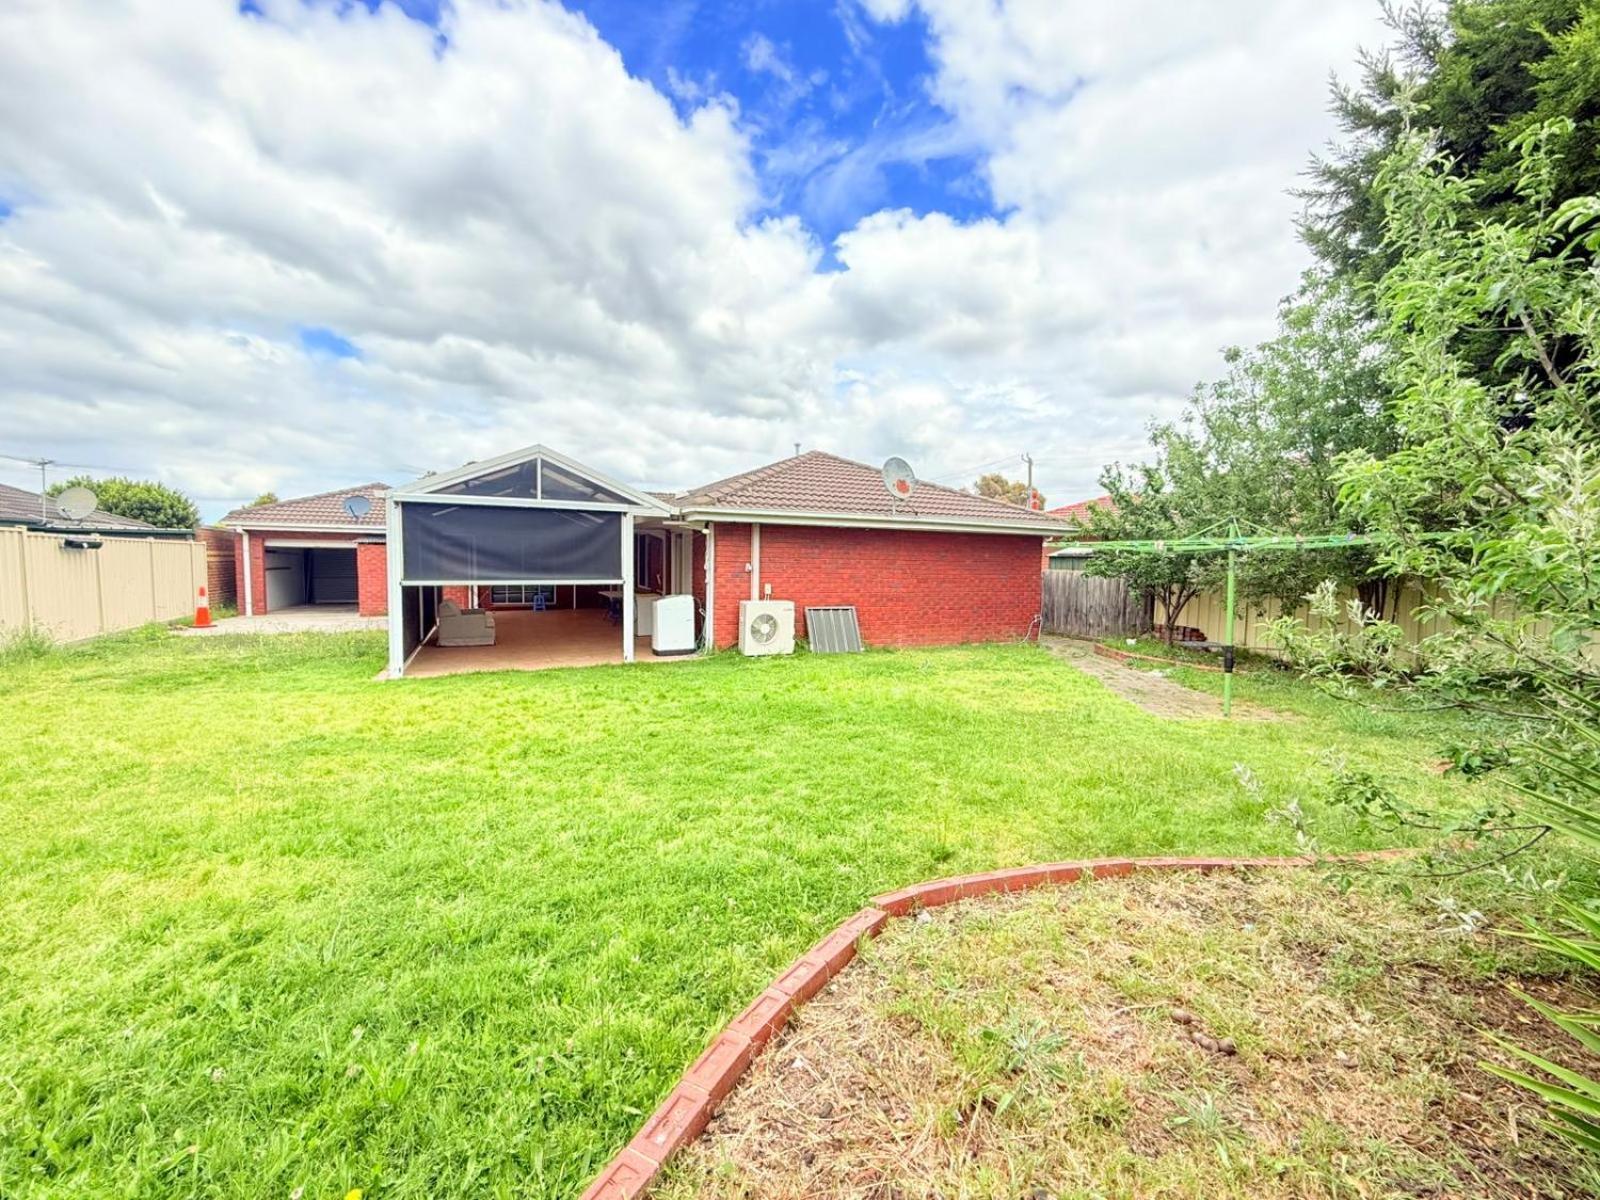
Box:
[56, 486, 98, 521]
[342, 494, 372, 519]
[881, 456, 916, 502]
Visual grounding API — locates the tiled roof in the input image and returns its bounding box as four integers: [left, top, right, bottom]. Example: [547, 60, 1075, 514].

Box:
[220, 482, 390, 530]
[0, 483, 174, 533]
[676, 451, 1068, 531]
[1048, 494, 1117, 525]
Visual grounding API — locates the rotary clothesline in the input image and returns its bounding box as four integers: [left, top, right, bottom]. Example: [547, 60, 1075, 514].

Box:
[1079, 521, 1374, 716]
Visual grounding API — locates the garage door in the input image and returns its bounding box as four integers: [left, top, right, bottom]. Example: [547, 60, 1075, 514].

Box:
[308, 548, 357, 604]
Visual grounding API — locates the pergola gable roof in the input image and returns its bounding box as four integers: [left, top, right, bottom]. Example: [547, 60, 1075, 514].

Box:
[397, 445, 672, 514]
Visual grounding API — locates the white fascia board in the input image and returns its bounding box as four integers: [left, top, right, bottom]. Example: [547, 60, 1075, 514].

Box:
[398, 443, 673, 515]
[219, 521, 384, 534]
[400, 577, 624, 587]
[389, 492, 650, 514]
[678, 507, 1068, 537]
[261, 539, 372, 549]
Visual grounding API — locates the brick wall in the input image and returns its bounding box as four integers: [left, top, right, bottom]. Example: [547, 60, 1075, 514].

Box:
[709, 521, 1045, 649]
[232, 530, 386, 615]
[196, 527, 237, 608]
[356, 541, 388, 616]
[709, 522, 752, 648]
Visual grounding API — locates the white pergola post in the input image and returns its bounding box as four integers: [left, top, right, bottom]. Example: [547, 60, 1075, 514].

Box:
[386, 496, 405, 677]
[704, 523, 715, 649]
[621, 512, 635, 662]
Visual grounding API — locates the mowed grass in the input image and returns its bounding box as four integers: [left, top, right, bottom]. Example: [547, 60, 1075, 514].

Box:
[0, 629, 1493, 1199]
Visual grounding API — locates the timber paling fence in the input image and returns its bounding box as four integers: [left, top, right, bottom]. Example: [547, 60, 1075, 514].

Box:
[1042, 568, 1505, 654]
[1040, 570, 1154, 639]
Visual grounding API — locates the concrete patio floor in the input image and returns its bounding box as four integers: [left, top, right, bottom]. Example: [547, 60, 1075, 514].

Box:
[404, 608, 694, 677]
[179, 604, 387, 635]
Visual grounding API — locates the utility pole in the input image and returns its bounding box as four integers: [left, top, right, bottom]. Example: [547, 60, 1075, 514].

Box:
[33, 458, 54, 521]
[1022, 453, 1034, 509]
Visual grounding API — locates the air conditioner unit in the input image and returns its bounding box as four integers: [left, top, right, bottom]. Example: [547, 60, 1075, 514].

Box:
[739, 599, 795, 656]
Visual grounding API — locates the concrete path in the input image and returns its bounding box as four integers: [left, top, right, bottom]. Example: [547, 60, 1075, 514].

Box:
[178, 605, 386, 636]
[1041, 636, 1279, 721]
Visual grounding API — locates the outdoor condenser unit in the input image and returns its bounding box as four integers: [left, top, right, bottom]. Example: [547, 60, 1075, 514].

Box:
[739, 599, 795, 656]
[650, 594, 697, 656]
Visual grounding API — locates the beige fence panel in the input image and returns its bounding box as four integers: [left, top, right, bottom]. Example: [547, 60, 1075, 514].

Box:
[0, 528, 26, 633]
[1172, 580, 1536, 654]
[0, 527, 205, 643]
[1041, 570, 1153, 639]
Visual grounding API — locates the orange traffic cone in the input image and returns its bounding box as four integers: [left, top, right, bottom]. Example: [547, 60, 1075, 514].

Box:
[194, 584, 213, 628]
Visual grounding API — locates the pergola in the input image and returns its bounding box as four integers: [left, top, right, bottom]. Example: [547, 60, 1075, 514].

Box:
[383, 445, 674, 677]
[1082, 522, 1373, 715]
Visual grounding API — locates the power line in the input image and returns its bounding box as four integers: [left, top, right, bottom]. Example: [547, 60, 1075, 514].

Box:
[924, 453, 1023, 485]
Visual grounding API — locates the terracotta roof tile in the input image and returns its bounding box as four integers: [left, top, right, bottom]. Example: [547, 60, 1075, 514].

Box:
[220, 482, 389, 530]
[676, 451, 1067, 530]
[1048, 494, 1117, 525]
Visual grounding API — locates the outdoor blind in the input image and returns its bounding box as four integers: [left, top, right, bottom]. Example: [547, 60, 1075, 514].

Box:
[402, 503, 622, 582]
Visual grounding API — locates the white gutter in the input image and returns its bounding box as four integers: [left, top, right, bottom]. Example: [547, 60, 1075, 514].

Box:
[220, 521, 383, 534]
[676, 507, 1069, 537]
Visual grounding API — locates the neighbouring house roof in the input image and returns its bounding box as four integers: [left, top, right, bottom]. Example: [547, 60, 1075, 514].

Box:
[0, 483, 187, 536]
[674, 451, 1069, 534]
[219, 482, 390, 531]
[1048, 494, 1117, 526]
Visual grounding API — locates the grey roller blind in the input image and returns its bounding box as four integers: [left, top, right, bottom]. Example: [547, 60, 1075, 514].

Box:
[403, 504, 621, 582]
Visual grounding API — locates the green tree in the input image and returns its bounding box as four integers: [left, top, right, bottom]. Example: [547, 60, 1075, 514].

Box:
[973, 473, 1043, 509]
[1304, 0, 1600, 286]
[1078, 464, 1217, 644]
[1301, 0, 1600, 385]
[249, 491, 279, 507]
[1276, 116, 1600, 1153]
[48, 475, 199, 529]
[1081, 274, 1395, 639]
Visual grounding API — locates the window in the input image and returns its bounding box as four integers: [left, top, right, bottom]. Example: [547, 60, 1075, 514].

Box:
[489, 584, 556, 606]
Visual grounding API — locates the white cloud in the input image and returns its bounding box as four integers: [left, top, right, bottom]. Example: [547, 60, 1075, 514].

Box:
[0, 0, 1387, 515]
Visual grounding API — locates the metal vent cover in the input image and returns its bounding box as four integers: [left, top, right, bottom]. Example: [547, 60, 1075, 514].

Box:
[805, 606, 864, 653]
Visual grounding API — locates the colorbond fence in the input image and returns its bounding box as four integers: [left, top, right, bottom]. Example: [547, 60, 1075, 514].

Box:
[0, 526, 206, 643]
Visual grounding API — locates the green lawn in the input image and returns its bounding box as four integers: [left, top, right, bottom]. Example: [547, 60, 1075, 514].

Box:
[0, 630, 1494, 1199]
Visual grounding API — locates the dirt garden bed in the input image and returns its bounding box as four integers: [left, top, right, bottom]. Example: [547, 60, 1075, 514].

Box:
[652, 869, 1598, 1200]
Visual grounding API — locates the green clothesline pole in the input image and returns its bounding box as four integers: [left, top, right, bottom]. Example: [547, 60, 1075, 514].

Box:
[1223, 526, 1238, 717]
[1048, 528, 1374, 719]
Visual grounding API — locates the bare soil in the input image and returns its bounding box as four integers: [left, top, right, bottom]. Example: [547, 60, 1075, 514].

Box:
[654, 869, 1598, 1200]
[1042, 636, 1282, 720]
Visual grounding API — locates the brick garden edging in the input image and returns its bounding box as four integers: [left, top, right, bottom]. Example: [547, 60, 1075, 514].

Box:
[579, 852, 1403, 1199]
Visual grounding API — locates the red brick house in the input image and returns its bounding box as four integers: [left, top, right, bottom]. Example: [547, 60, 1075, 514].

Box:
[674, 451, 1064, 650]
[220, 447, 1067, 674]
[219, 484, 390, 617]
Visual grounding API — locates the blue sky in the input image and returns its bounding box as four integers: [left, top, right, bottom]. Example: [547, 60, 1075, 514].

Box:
[1, 0, 1387, 516]
[324, 0, 993, 244]
[575, 1, 992, 244]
